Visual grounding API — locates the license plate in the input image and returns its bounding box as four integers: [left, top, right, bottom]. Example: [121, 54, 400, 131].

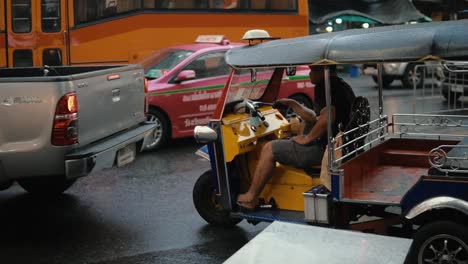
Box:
[116, 143, 136, 167]
[451, 84, 464, 93]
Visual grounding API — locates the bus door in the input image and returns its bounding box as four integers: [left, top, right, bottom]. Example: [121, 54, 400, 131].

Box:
[0, 0, 6, 67]
[6, 0, 69, 67]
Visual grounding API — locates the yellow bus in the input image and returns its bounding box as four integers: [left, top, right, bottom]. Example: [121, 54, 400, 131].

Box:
[1, 0, 309, 68]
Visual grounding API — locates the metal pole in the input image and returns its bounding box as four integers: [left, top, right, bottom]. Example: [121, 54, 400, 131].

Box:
[377, 63, 384, 117]
[377, 63, 385, 140]
[324, 66, 334, 170]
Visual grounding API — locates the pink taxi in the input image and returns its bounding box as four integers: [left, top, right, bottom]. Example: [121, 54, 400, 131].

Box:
[140, 35, 314, 150]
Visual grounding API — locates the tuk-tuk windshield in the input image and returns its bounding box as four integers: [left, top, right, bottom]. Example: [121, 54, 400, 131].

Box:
[226, 68, 275, 103]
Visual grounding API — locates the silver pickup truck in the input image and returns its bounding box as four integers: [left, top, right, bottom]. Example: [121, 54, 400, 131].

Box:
[0, 65, 155, 195]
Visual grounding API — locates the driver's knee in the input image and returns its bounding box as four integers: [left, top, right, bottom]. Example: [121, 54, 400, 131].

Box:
[261, 141, 275, 161]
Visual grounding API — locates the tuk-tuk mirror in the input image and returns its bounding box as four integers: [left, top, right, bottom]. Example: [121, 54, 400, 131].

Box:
[286, 67, 296, 76]
[250, 69, 257, 82]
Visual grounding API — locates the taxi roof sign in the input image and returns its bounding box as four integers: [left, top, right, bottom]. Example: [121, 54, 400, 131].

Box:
[242, 29, 277, 40]
[195, 35, 226, 44]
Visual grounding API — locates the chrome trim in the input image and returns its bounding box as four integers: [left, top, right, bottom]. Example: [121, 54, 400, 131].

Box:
[338, 169, 344, 200]
[340, 198, 399, 206]
[429, 145, 468, 173]
[333, 116, 388, 164]
[324, 67, 334, 170]
[377, 63, 384, 118]
[405, 196, 468, 219]
[194, 125, 218, 143]
[392, 113, 468, 140]
[219, 124, 233, 210]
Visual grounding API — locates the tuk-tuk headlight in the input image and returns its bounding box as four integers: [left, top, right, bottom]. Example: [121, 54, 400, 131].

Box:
[194, 126, 218, 143]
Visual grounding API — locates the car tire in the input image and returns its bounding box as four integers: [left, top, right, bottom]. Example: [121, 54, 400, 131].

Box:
[402, 64, 424, 89]
[405, 221, 468, 264]
[145, 108, 171, 151]
[18, 176, 76, 196]
[371, 75, 394, 87]
[193, 170, 242, 227]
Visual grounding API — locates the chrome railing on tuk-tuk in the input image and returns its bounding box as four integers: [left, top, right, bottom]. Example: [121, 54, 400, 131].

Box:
[395, 62, 468, 175]
[330, 61, 468, 174]
[391, 113, 468, 175]
[413, 61, 468, 113]
[428, 144, 468, 174]
[333, 116, 389, 166]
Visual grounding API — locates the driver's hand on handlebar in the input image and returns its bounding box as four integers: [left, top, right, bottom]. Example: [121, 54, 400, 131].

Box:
[273, 98, 294, 109]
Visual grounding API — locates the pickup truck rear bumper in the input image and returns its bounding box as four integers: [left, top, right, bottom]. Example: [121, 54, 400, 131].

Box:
[65, 122, 156, 179]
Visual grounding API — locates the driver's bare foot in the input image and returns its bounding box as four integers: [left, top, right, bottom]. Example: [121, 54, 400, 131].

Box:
[237, 193, 257, 209]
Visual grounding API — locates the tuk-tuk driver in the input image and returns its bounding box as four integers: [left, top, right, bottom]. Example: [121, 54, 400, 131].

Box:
[237, 65, 356, 210]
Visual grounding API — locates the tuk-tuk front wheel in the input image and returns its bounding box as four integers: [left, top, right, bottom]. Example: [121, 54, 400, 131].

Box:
[406, 221, 468, 264]
[193, 170, 242, 227]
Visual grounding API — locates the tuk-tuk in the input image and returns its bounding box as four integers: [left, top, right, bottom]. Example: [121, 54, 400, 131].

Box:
[193, 20, 468, 264]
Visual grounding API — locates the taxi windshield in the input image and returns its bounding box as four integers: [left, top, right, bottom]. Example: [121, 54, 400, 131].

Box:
[226, 68, 275, 104]
[141, 49, 194, 79]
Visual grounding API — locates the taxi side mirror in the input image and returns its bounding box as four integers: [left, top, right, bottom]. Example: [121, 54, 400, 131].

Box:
[175, 70, 196, 83]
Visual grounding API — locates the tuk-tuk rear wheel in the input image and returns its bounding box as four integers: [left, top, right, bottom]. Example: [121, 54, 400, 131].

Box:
[405, 221, 468, 264]
[193, 170, 242, 227]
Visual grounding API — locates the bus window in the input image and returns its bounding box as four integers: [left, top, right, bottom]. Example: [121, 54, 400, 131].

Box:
[251, 0, 296, 10]
[11, 0, 32, 33]
[74, 0, 299, 25]
[43, 48, 62, 66]
[0, 1, 5, 30]
[0, 0, 5, 67]
[116, 0, 141, 13]
[13, 49, 33, 67]
[143, 0, 155, 8]
[41, 0, 61, 32]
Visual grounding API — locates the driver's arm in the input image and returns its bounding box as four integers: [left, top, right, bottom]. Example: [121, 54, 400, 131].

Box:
[291, 106, 336, 145]
[275, 98, 317, 123]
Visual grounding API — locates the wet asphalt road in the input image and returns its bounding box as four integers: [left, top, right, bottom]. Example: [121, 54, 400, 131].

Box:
[0, 138, 268, 264]
[0, 75, 465, 264]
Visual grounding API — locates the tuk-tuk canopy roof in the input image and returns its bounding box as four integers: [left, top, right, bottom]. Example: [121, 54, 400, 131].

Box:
[226, 20, 468, 68]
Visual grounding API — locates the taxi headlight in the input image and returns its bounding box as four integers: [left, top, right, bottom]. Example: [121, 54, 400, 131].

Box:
[194, 126, 218, 143]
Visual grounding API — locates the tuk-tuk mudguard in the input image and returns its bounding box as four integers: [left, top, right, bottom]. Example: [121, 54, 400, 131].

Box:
[401, 176, 468, 216]
[405, 196, 468, 220]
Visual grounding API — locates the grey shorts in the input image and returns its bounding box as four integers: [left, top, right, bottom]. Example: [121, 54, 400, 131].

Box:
[272, 139, 324, 169]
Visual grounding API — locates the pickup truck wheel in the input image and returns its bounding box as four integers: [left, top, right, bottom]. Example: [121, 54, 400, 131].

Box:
[406, 221, 468, 264]
[193, 170, 242, 227]
[371, 75, 394, 87]
[145, 109, 170, 151]
[18, 176, 76, 196]
[402, 64, 424, 89]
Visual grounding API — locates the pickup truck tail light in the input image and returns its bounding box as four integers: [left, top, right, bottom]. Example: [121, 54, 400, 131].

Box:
[52, 92, 79, 146]
[144, 78, 149, 114]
